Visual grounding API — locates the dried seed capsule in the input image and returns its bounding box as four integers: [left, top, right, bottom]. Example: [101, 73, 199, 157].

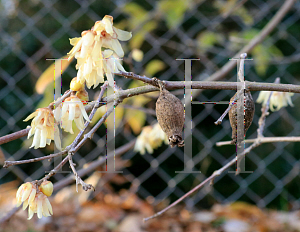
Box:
[156, 81, 184, 147]
[229, 90, 255, 145]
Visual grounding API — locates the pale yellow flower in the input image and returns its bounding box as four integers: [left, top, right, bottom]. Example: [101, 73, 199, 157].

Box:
[93, 15, 132, 57]
[16, 182, 36, 208]
[257, 91, 294, 111]
[59, 96, 90, 134]
[134, 123, 168, 155]
[102, 49, 126, 87]
[24, 108, 61, 150]
[27, 192, 53, 220]
[16, 182, 53, 220]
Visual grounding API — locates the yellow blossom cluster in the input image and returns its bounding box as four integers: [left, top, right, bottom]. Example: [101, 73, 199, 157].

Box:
[16, 181, 53, 220]
[68, 15, 131, 88]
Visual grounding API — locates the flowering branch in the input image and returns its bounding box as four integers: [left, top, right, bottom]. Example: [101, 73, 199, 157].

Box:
[37, 96, 123, 187]
[2, 75, 300, 149]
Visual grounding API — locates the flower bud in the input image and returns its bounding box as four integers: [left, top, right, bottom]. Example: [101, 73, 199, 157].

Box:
[70, 77, 85, 91]
[39, 181, 53, 197]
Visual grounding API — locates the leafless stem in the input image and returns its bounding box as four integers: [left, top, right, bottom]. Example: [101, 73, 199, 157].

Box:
[217, 136, 300, 146]
[3, 150, 67, 168]
[53, 139, 136, 191]
[67, 153, 95, 192]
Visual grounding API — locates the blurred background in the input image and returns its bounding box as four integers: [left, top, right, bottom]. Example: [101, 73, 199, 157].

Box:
[1, 0, 300, 230]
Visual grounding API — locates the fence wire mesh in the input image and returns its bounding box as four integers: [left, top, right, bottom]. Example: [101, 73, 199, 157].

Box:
[1, 0, 300, 211]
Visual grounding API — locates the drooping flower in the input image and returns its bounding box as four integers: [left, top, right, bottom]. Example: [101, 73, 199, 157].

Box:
[93, 15, 132, 57]
[256, 91, 294, 111]
[59, 96, 90, 134]
[102, 49, 126, 87]
[134, 123, 168, 155]
[67, 15, 131, 89]
[27, 191, 53, 220]
[16, 182, 53, 220]
[24, 108, 61, 150]
[16, 182, 36, 208]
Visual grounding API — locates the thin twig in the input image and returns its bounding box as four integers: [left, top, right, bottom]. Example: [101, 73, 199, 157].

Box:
[53, 139, 136, 191]
[67, 153, 95, 192]
[3, 150, 67, 168]
[216, 136, 300, 146]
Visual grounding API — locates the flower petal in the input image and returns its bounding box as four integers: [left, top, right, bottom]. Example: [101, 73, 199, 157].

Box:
[28, 188, 36, 204]
[21, 183, 32, 202]
[114, 27, 132, 41]
[23, 112, 38, 122]
[27, 207, 34, 220]
[37, 197, 43, 219]
[23, 199, 29, 210]
[110, 39, 124, 57]
[102, 15, 114, 35]
[45, 198, 53, 215]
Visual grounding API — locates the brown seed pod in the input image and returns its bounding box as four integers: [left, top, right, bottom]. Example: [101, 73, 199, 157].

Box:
[155, 80, 184, 148]
[229, 90, 255, 145]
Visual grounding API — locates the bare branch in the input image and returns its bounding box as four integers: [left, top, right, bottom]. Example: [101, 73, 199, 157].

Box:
[217, 136, 300, 146]
[3, 150, 67, 168]
[53, 139, 136, 191]
[67, 153, 95, 192]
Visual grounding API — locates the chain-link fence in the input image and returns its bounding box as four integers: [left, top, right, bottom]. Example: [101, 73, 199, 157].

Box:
[1, 0, 300, 212]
